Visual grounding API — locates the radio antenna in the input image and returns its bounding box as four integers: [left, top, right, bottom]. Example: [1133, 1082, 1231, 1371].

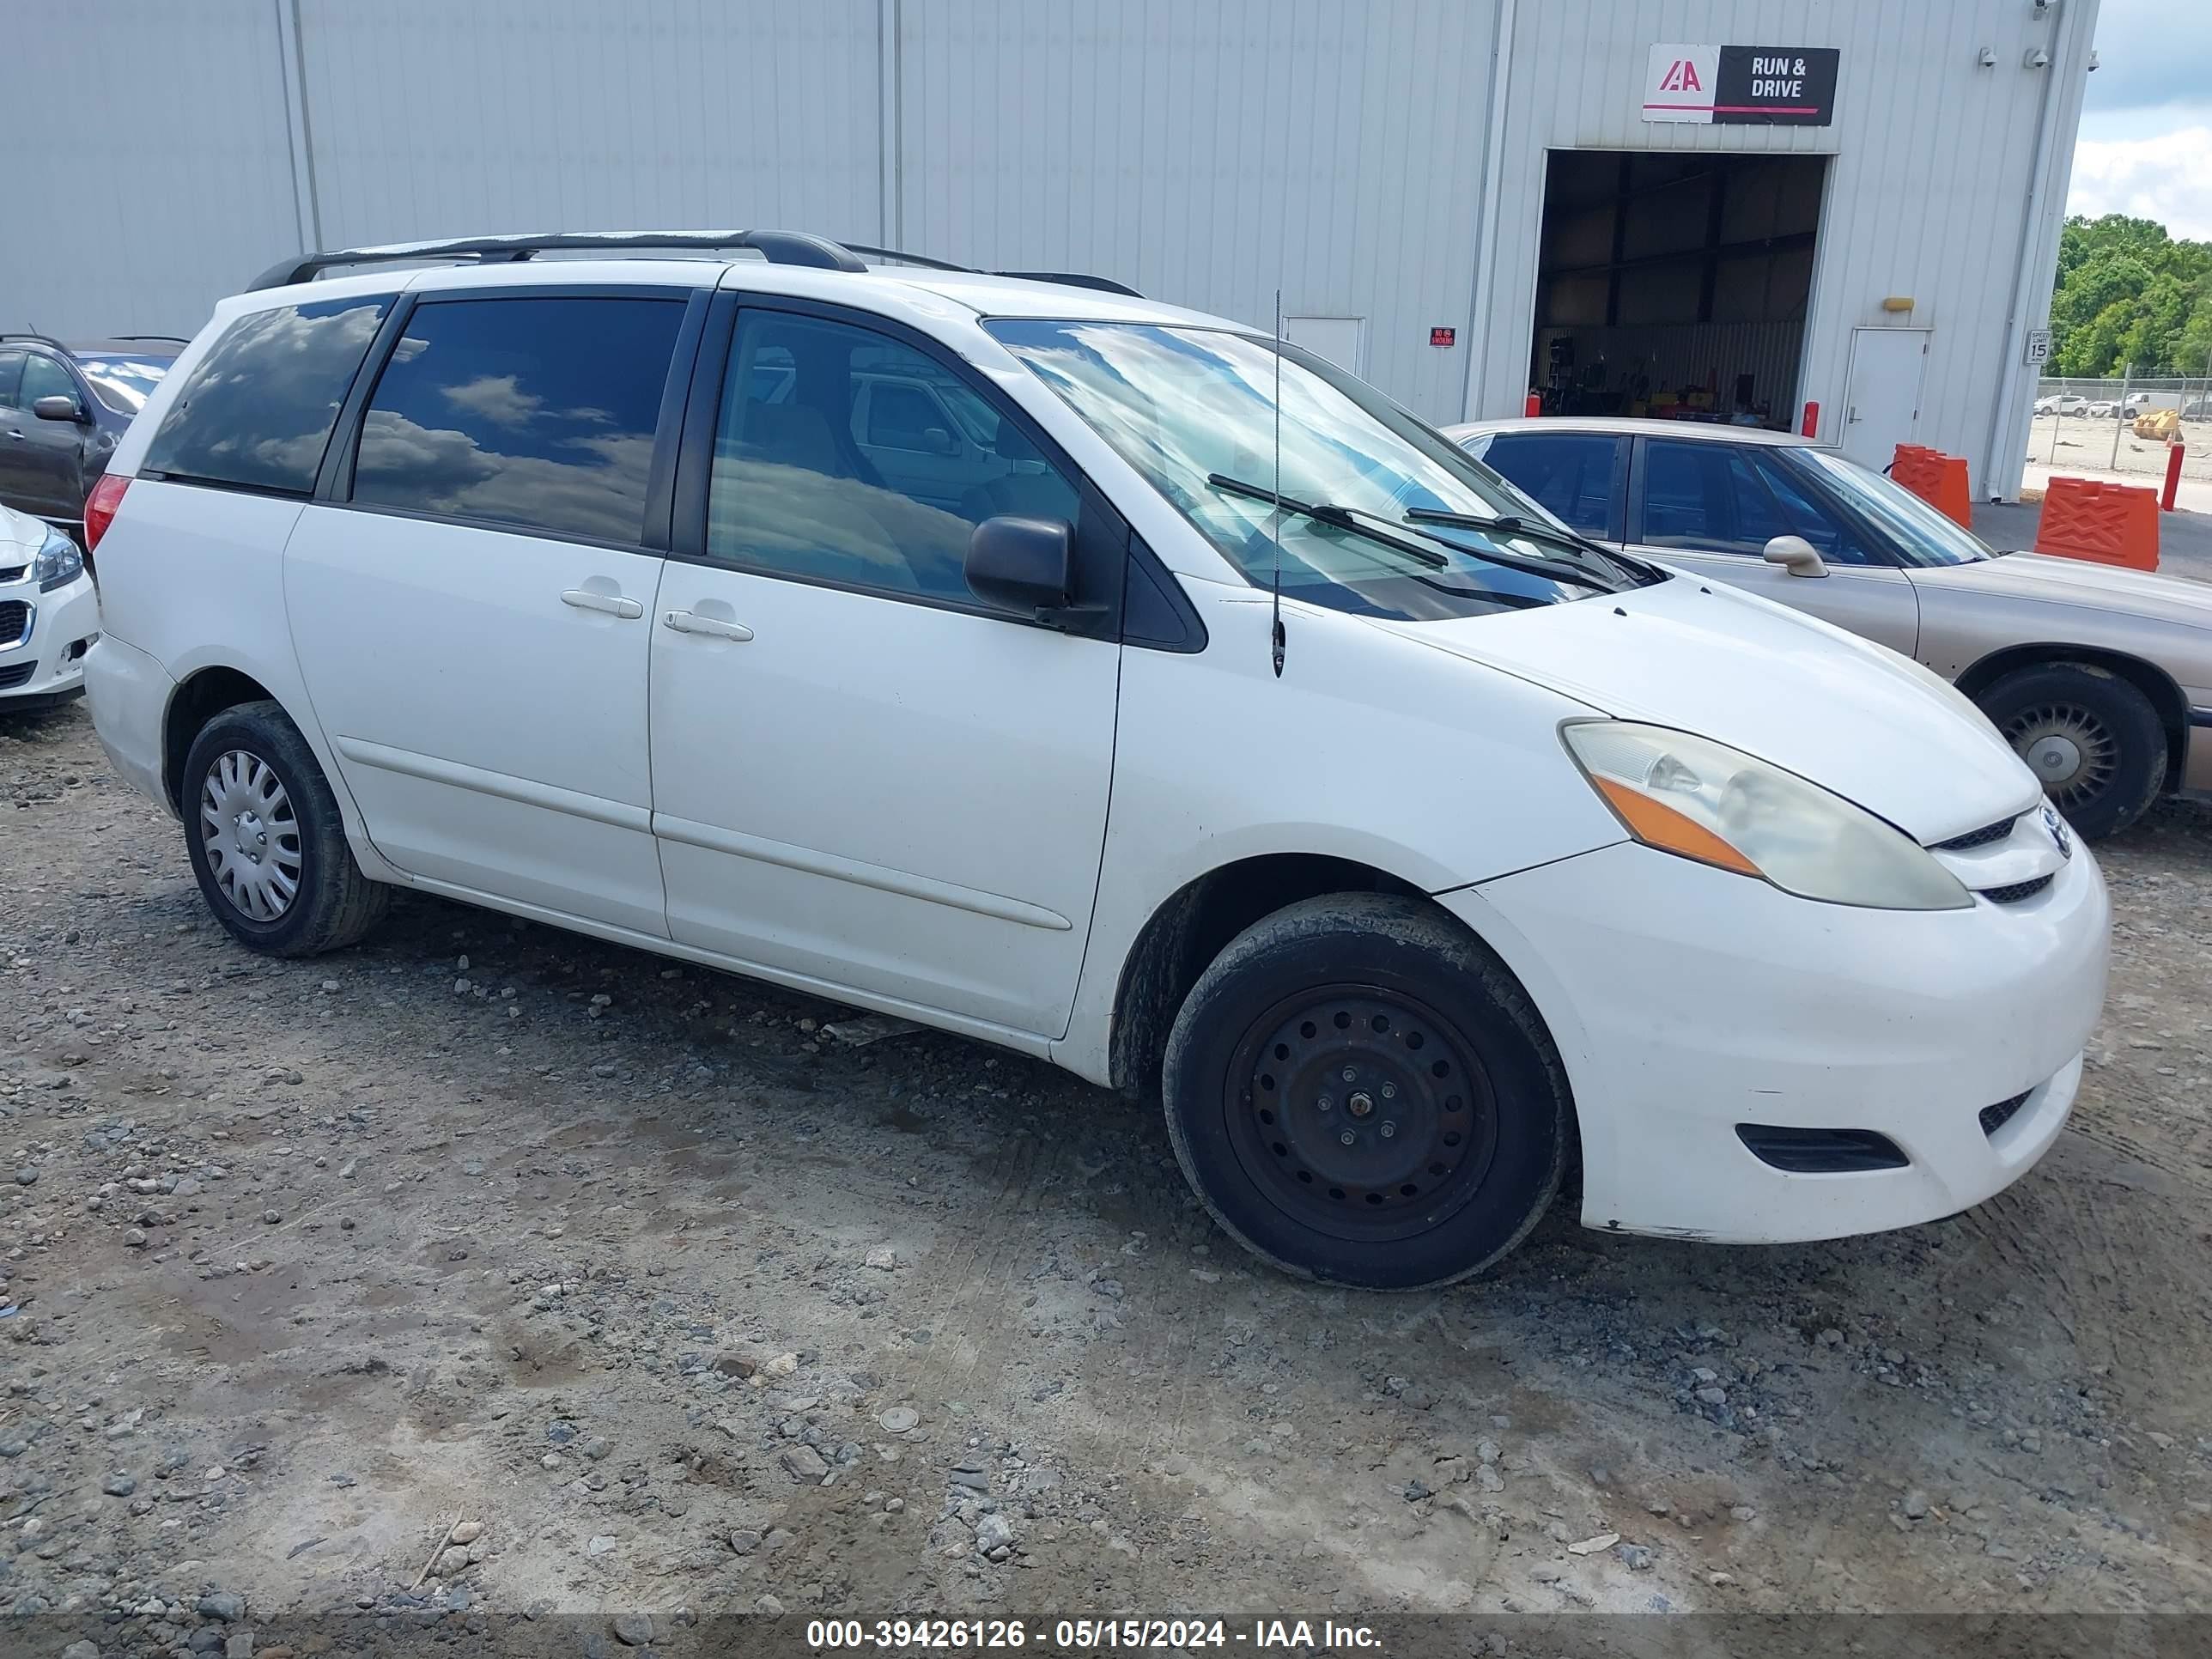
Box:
[1269, 288, 1285, 678]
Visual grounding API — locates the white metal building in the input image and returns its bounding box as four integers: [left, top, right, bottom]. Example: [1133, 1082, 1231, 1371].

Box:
[16, 0, 2096, 500]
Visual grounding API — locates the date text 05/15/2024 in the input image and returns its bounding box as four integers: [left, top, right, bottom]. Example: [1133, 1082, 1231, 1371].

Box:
[804, 1618, 1382, 1650]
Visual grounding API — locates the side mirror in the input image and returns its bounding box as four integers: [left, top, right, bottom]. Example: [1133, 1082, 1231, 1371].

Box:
[966, 515, 1073, 616]
[922, 426, 959, 458]
[1763, 534, 1829, 578]
[32, 395, 86, 424]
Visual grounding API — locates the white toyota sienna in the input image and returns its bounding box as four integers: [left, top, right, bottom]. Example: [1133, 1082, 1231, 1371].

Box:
[82, 232, 2110, 1289]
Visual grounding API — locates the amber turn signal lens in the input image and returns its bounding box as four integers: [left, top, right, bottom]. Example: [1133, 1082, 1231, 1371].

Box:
[1591, 775, 1762, 878]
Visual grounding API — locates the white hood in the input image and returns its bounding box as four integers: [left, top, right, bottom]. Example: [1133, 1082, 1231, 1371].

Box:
[0, 503, 53, 560]
[1384, 574, 2042, 844]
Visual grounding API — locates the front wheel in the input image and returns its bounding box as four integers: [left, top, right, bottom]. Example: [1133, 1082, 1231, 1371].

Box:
[1978, 662, 2166, 839]
[182, 700, 389, 956]
[1162, 894, 1571, 1291]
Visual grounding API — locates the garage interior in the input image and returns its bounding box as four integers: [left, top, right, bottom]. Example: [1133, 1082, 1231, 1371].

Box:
[1528, 149, 1827, 431]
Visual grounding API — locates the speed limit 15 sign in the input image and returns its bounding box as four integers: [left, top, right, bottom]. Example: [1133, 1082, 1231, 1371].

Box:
[2025, 328, 2051, 366]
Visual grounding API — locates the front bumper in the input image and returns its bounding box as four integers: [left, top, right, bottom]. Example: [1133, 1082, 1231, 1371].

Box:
[0, 572, 100, 705]
[1442, 836, 2110, 1244]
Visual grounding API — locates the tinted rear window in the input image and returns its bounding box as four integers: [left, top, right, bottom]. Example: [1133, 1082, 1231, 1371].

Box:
[349, 295, 684, 544]
[143, 296, 392, 495]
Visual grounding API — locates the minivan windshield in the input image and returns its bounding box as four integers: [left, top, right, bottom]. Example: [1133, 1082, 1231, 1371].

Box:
[989, 320, 1651, 620]
[1791, 448, 1995, 567]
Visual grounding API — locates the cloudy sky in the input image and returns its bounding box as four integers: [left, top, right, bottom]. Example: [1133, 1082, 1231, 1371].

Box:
[2067, 0, 2212, 240]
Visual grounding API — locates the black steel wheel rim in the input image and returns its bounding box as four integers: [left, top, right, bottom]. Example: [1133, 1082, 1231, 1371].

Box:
[1225, 984, 1499, 1243]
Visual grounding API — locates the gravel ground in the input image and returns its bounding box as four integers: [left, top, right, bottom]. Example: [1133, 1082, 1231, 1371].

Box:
[2027, 413, 2209, 483]
[3, 700, 2211, 1647]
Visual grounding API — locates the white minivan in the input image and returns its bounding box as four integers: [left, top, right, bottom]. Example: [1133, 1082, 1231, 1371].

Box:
[84, 232, 2108, 1289]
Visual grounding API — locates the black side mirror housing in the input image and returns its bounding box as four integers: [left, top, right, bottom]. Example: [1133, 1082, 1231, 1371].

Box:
[32, 395, 86, 424]
[966, 515, 1075, 617]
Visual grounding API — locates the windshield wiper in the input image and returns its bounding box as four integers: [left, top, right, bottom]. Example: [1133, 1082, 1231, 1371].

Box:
[1401, 507, 1626, 588]
[1206, 474, 1446, 569]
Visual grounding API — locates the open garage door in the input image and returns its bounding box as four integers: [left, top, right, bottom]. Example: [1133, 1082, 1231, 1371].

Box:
[1528, 151, 1826, 433]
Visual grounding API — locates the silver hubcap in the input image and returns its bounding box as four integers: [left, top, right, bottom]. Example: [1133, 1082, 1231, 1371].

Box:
[199, 750, 302, 921]
[2023, 733, 2082, 781]
[2002, 704, 2116, 807]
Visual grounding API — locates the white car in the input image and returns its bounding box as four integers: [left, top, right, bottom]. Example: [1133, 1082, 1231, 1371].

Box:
[2035, 393, 2088, 416]
[82, 231, 2109, 1289]
[0, 501, 100, 708]
[2086, 392, 2152, 420]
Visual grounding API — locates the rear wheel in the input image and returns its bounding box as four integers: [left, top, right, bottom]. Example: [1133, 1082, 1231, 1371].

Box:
[1978, 662, 2166, 839]
[1162, 894, 1571, 1291]
[182, 701, 388, 956]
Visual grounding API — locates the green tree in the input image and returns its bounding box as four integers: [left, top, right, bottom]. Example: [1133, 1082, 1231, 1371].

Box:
[2048, 214, 2212, 376]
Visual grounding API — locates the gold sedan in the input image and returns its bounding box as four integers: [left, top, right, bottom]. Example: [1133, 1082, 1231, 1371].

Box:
[1448, 417, 2212, 837]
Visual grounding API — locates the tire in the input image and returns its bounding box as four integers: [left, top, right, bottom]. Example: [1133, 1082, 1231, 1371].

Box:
[1977, 662, 2166, 839]
[1161, 893, 1571, 1291]
[181, 700, 389, 957]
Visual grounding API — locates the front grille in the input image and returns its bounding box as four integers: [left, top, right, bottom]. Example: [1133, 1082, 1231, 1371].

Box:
[1979, 1091, 2032, 1137]
[1980, 875, 2054, 905]
[0, 662, 33, 690]
[1936, 816, 2018, 852]
[1736, 1124, 1909, 1173]
[0, 601, 25, 647]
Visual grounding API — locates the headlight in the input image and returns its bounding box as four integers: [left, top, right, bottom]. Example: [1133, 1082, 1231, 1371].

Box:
[33, 526, 83, 592]
[1562, 720, 1972, 911]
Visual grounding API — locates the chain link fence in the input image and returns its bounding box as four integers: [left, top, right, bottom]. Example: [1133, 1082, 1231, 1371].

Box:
[2028, 368, 2212, 484]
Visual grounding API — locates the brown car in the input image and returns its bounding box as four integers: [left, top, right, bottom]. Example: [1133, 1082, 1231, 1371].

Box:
[1446, 417, 2212, 838]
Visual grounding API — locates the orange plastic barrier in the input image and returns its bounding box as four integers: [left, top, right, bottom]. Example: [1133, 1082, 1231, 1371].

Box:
[2033, 477, 2160, 572]
[1891, 444, 1972, 528]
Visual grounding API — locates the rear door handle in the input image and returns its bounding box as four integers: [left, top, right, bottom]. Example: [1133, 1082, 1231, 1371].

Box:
[661, 610, 754, 641]
[561, 589, 643, 619]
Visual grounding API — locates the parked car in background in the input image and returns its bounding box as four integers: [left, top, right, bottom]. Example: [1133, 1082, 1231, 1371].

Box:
[2181, 397, 2212, 422]
[1450, 417, 2212, 838]
[2086, 392, 2152, 420]
[0, 334, 182, 541]
[0, 498, 100, 708]
[81, 230, 2106, 1289]
[2034, 392, 2088, 416]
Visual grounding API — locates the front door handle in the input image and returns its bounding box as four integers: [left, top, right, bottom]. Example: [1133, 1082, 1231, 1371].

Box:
[561, 588, 643, 619]
[661, 610, 754, 642]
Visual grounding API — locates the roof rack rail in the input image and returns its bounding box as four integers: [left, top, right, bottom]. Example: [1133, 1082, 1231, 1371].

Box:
[246, 230, 1143, 300]
[0, 331, 71, 353]
[841, 245, 1141, 296]
[105, 334, 191, 346]
[839, 243, 972, 272]
[996, 270, 1142, 297]
[846, 246, 1141, 296]
[246, 229, 871, 291]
